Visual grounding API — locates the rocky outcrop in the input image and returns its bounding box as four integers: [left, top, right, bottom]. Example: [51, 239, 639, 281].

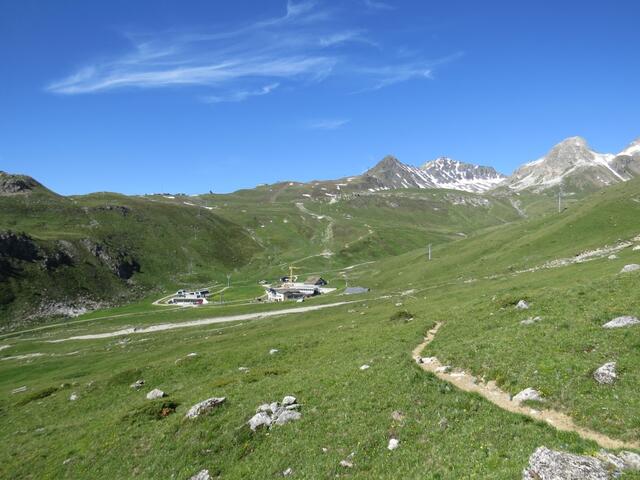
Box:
[523, 447, 612, 479]
[81, 239, 140, 280]
[0, 232, 41, 262]
[0, 171, 41, 195]
[523, 447, 640, 479]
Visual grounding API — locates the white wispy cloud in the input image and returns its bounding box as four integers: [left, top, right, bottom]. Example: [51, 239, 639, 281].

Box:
[362, 0, 395, 11]
[46, 1, 461, 102]
[202, 83, 280, 104]
[307, 118, 350, 130]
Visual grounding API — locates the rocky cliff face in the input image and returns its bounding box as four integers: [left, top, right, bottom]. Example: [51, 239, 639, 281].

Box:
[503, 136, 639, 192]
[360, 155, 505, 193]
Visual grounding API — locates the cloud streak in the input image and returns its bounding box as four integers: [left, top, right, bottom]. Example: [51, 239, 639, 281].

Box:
[46, 1, 461, 102]
[307, 118, 350, 130]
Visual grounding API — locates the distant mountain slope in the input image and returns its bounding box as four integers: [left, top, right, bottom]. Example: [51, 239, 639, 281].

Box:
[503, 136, 640, 193]
[359, 155, 505, 193]
[420, 157, 506, 192]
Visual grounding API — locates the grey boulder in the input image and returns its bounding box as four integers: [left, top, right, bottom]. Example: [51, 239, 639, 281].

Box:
[593, 362, 617, 385]
[602, 316, 640, 329]
[185, 397, 226, 419]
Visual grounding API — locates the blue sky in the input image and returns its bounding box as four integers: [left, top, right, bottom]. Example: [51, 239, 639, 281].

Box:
[1, 0, 639, 195]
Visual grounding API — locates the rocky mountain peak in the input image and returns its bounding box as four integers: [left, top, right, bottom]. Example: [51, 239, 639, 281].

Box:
[0, 171, 43, 195]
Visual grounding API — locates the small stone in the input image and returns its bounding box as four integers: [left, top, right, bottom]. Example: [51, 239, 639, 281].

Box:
[339, 460, 353, 468]
[593, 362, 617, 385]
[248, 412, 272, 431]
[395, 302, 403, 307]
[520, 316, 542, 325]
[435, 365, 451, 373]
[146, 388, 166, 400]
[185, 397, 226, 419]
[189, 469, 211, 480]
[359, 364, 370, 370]
[516, 300, 529, 310]
[238, 367, 249, 372]
[608, 254, 618, 260]
[620, 264, 640, 273]
[282, 395, 297, 406]
[282, 467, 293, 476]
[602, 316, 640, 328]
[513, 388, 543, 403]
[387, 438, 400, 451]
[322, 447, 328, 453]
[438, 417, 448, 430]
[186, 352, 198, 357]
[256, 403, 271, 413]
[391, 410, 405, 422]
[130, 379, 145, 390]
[285, 404, 301, 410]
[62, 458, 72, 465]
[633, 245, 640, 251]
[269, 349, 279, 355]
[69, 393, 78, 401]
[11, 386, 27, 394]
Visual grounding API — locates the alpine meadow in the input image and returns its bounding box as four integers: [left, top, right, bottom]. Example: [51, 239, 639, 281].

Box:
[2, 1, 640, 479]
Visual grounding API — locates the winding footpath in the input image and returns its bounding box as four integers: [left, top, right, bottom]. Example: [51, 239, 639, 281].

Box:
[413, 322, 640, 450]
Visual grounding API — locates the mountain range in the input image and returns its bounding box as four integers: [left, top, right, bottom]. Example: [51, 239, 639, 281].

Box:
[304, 135, 640, 196]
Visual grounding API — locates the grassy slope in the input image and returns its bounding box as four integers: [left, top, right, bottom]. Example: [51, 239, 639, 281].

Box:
[0, 183, 525, 328]
[1, 178, 640, 478]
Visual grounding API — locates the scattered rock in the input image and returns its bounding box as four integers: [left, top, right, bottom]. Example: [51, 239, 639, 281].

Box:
[130, 379, 145, 390]
[339, 460, 353, 468]
[249, 395, 302, 430]
[513, 388, 544, 403]
[11, 386, 27, 394]
[633, 245, 640, 251]
[395, 302, 403, 307]
[359, 364, 370, 371]
[248, 412, 272, 431]
[185, 397, 226, 419]
[516, 300, 530, 310]
[602, 316, 640, 329]
[620, 264, 640, 273]
[521, 316, 542, 325]
[522, 447, 611, 480]
[238, 367, 249, 372]
[274, 409, 302, 425]
[282, 467, 293, 476]
[387, 438, 400, 451]
[189, 469, 211, 480]
[69, 393, 78, 401]
[593, 362, 617, 385]
[608, 254, 618, 260]
[146, 388, 166, 400]
[282, 395, 297, 406]
[391, 410, 405, 422]
[269, 349, 279, 355]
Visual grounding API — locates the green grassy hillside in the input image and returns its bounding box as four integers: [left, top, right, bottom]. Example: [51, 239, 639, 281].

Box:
[1, 176, 639, 478]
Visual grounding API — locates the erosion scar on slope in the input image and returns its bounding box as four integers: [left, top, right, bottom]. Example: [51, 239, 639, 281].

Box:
[413, 323, 640, 450]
